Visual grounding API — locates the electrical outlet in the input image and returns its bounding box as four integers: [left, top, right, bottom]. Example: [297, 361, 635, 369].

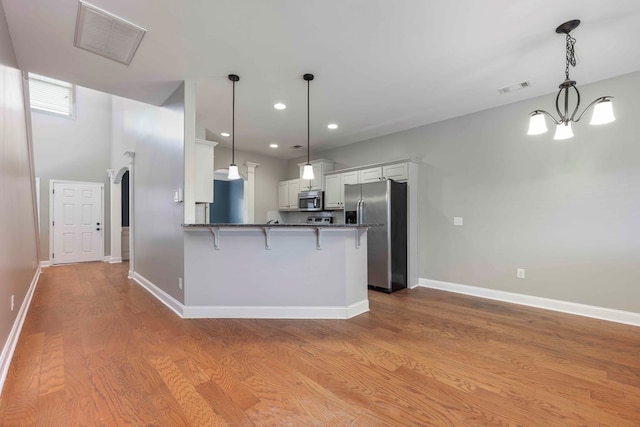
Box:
[11, 295, 14, 311]
[516, 268, 525, 279]
[178, 277, 183, 290]
[453, 217, 463, 226]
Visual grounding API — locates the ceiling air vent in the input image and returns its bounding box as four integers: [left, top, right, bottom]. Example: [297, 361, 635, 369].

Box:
[291, 145, 303, 149]
[497, 81, 531, 94]
[74, 1, 147, 65]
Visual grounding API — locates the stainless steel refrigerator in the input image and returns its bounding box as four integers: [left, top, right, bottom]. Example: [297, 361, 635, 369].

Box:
[344, 180, 407, 293]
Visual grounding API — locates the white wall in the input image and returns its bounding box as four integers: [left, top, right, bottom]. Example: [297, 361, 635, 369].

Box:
[31, 85, 113, 260]
[111, 97, 138, 173]
[291, 71, 640, 313]
[125, 85, 186, 303]
[214, 146, 288, 223]
[0, 64, 39, 390]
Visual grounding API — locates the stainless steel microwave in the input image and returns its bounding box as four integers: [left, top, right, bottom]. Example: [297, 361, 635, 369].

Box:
[298, 190, 324, 211]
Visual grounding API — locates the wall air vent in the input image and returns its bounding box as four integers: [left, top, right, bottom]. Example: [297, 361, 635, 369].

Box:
[498, 81, 531, 94]
[291, 145, 303, 149]
[74, 1, 147, 65]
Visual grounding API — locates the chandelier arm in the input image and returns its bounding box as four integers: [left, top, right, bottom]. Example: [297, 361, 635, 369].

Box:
[574, 96, 615, 123]
[555, 89, 567, 122]
[569, 85, 581, 122]
[532, 109, 561, 125]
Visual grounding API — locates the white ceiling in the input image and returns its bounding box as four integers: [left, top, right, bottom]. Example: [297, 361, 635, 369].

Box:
[3, 0, 640, 159]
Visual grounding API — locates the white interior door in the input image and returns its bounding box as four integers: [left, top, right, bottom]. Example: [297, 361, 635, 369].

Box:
[52, 181, 104, 264]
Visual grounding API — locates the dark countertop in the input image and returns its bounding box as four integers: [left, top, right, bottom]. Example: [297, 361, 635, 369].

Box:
[182, 223, 380, 228]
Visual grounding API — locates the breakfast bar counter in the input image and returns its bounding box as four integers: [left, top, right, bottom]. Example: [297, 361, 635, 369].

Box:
[181, 224, 373, 319]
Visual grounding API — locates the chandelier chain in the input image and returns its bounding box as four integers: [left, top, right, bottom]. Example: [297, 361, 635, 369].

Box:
[565, 33, 576, 80]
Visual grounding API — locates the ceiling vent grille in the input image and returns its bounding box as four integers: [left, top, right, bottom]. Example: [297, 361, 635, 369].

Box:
[74, 1, 147, 65]
[497, 81, 531, 94]
[291, 145, 303, 149]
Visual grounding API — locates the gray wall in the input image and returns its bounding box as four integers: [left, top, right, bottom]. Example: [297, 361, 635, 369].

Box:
[0, 2, 16, 68]
[31, 86, 113, 260]
[214, 146, 288, 223]
[290, 71, 640, 313]
[129, 84, 186, 303]
[0, 64, 39, 378]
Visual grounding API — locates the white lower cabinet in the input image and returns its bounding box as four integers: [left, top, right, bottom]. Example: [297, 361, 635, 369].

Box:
[278, 179, 300, 210]
[324, 171, 358, 210]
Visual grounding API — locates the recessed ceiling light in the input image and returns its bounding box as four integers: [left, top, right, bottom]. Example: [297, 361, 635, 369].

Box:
[327, 123, 338, 130]
[221, 132, 230, 137]
[274, 103, 286, 110]
[269, 143, 278, 148]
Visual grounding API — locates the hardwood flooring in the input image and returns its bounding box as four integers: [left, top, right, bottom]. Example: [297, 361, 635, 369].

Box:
[1, 261, 639, 426]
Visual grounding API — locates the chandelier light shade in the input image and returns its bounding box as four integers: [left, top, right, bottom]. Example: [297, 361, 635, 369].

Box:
[527, 112, 548, 135]
[589, 98, 615, 125]
[554, 122, 574, 140]
[302, 73, 315, 181]
[527, 20, 615, 140]
[227, 74, 241, 180]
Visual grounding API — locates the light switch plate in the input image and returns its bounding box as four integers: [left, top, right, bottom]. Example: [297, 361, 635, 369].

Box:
[453, 217, 463, 226]
[173, 188, 183, 203]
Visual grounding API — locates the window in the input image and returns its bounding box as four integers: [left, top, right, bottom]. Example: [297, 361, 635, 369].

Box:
[28, 73, 75, 118]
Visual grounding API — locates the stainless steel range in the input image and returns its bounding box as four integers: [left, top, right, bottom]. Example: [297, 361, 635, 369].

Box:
[306, 216, 332, 224]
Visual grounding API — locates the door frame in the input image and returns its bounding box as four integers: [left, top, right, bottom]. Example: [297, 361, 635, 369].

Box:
[49, 179, 105, 265]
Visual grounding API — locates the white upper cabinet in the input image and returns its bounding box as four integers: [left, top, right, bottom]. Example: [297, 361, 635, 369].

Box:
[358, 163, 408, 183]
[324, 171, 358, 210]
[382, 163, 408, 181]
[299, 159, 334, 191]
[324, 175, 342, 209]
[284, 160, 411, 211]
[278, 179, 300, 211]
[288, 179, 300, 208]
[194, 139, 218, 203]
[358, 167, 383, 183]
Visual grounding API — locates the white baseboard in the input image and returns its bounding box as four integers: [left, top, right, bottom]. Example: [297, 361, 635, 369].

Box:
[0, 267, 41, 395]
[39, 260, 50, 268]
[108, 257, 122, 264]
[418, 278, 640, 327]
[130, 272, 185, 318]
[346, 299, 370, 319]
[183, 299, 369, 319]
[130, 271, 369, 320]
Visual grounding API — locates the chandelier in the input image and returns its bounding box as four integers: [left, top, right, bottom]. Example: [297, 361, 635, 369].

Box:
[527, 20, 615, 140]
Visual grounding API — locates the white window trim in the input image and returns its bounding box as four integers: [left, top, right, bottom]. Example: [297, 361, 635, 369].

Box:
[28, 73, 76, 119]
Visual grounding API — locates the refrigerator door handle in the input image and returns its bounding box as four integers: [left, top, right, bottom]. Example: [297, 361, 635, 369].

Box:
[357, 199, 365, 224]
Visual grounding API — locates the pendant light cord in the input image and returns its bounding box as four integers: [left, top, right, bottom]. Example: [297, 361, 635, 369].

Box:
[307, 77, 310, 164]
[232, 78, 236, 165]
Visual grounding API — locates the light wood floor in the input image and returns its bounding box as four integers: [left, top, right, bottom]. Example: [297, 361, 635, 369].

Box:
[1, 262, 639, 426]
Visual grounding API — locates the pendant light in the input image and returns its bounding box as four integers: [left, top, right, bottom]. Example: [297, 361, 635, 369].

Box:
[301, 73, 315, 180]
[527, 20, 615, 140]
[227, 74, 241, 180]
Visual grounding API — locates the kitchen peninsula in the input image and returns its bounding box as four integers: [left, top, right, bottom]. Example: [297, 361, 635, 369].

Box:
[182, 223, 372, 319]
